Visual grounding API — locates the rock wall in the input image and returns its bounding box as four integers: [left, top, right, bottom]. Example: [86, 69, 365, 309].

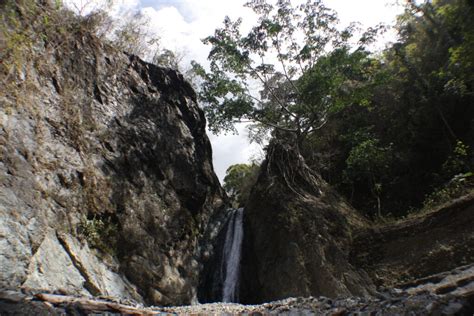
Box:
[0, 16, 224, 305]
[240, 139, 375, 304]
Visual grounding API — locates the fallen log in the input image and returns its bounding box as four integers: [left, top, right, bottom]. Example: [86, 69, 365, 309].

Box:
[34, 293, 161, 315]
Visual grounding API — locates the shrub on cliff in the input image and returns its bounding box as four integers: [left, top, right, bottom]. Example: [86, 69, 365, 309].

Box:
[223, 163, 260, 207]
[0, 0, 181, 86]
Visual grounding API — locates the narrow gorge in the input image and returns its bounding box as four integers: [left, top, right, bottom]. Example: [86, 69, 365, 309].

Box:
[1, 1, 474, 315]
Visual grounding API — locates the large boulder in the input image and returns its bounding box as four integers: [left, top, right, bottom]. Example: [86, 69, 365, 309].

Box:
[240, 138, 375, 303]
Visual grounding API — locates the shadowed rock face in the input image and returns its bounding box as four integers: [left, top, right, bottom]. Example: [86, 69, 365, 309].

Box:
[239, 137, 474, 305]
[350, 193, 474, 288]
[240, 139, 375, 304]
[0, 27, 224, 305]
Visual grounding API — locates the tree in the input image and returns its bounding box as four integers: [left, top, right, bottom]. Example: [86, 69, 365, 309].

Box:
[300, 0, 474, 217]
[192, 0, 377, 145]
[223, 163, 260, 207]
[152, 48, 183, 70]
[111, 11, 159, 58]
[344, 138, 394, 217]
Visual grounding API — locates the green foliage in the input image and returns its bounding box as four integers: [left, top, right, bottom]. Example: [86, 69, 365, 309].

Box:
[223, 163, 260, 207]
[297, 48, 377, 114]
[194, 0, 474, 218]
[345, 139, 393, 179]
[421, 140, 474, 209]
[78, 214, 118, 255]
[344, 138, 394, 217]
[423, 172, 474, 210]
[192, 0, 376, 141]
[299, 0, 474, 218]
[441, 140, 471, 178]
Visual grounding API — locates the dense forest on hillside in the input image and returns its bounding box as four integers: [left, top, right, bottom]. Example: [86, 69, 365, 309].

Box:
[205, 0, 474, 218]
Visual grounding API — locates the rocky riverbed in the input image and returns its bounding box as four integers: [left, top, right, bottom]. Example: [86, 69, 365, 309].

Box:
[0, 289, 472, 315]
[1, 263, 473, 315]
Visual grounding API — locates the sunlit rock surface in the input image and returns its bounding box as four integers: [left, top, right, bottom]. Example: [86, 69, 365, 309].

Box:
[0, 24, 224, 305]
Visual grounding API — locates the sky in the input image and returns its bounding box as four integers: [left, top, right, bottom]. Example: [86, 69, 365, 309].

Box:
[64, 0, 405, 182]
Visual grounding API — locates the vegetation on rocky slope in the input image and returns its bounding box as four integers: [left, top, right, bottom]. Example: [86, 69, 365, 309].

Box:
[198, 0, 474, 218]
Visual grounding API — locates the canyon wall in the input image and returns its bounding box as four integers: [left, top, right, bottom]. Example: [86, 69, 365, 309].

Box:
[0, 17, 225, 305]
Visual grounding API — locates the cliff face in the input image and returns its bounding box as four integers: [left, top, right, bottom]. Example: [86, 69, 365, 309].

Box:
[240, 139, 375, 304]
[0, 14, 224, 305]
[240, 137, 474, 305]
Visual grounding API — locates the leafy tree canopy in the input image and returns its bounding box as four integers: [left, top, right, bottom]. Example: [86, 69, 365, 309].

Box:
[192, 0, 382, 143]
[196, 0, 474, 218]
[303, 0, 474, 217]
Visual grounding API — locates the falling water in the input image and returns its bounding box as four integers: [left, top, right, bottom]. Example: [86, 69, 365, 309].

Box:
[221, 208, 244, 303]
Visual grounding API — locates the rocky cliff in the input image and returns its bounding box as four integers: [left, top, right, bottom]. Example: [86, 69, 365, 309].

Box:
[0, 2, 224, 306]
[2, 3, 474, 312]
[240, 136, 474, 307]
[240, 138, 375, 304]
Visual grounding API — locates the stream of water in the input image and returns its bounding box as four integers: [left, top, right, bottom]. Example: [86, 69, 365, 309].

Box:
[221, 208, 244, 303]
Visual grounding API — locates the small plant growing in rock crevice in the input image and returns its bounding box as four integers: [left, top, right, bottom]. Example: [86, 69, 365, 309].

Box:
[78, 213, 118, 255]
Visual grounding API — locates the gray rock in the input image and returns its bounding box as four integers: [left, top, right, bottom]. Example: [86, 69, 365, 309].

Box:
[56, 233, 142, 300]
[22, 231, 90, 296]
[0, 3, 225, 306]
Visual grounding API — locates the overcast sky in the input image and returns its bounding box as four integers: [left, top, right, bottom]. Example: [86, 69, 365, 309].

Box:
[65, 0, 404, 182]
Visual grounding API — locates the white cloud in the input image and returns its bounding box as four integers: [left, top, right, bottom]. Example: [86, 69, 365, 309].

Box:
[329, 0, 403, 49]
[208, 124, 263, 181]
[137, 0, 256, 67]
[126, 2, 263, 183]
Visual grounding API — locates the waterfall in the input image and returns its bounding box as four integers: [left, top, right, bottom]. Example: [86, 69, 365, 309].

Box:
[220, 208, 244, 303]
